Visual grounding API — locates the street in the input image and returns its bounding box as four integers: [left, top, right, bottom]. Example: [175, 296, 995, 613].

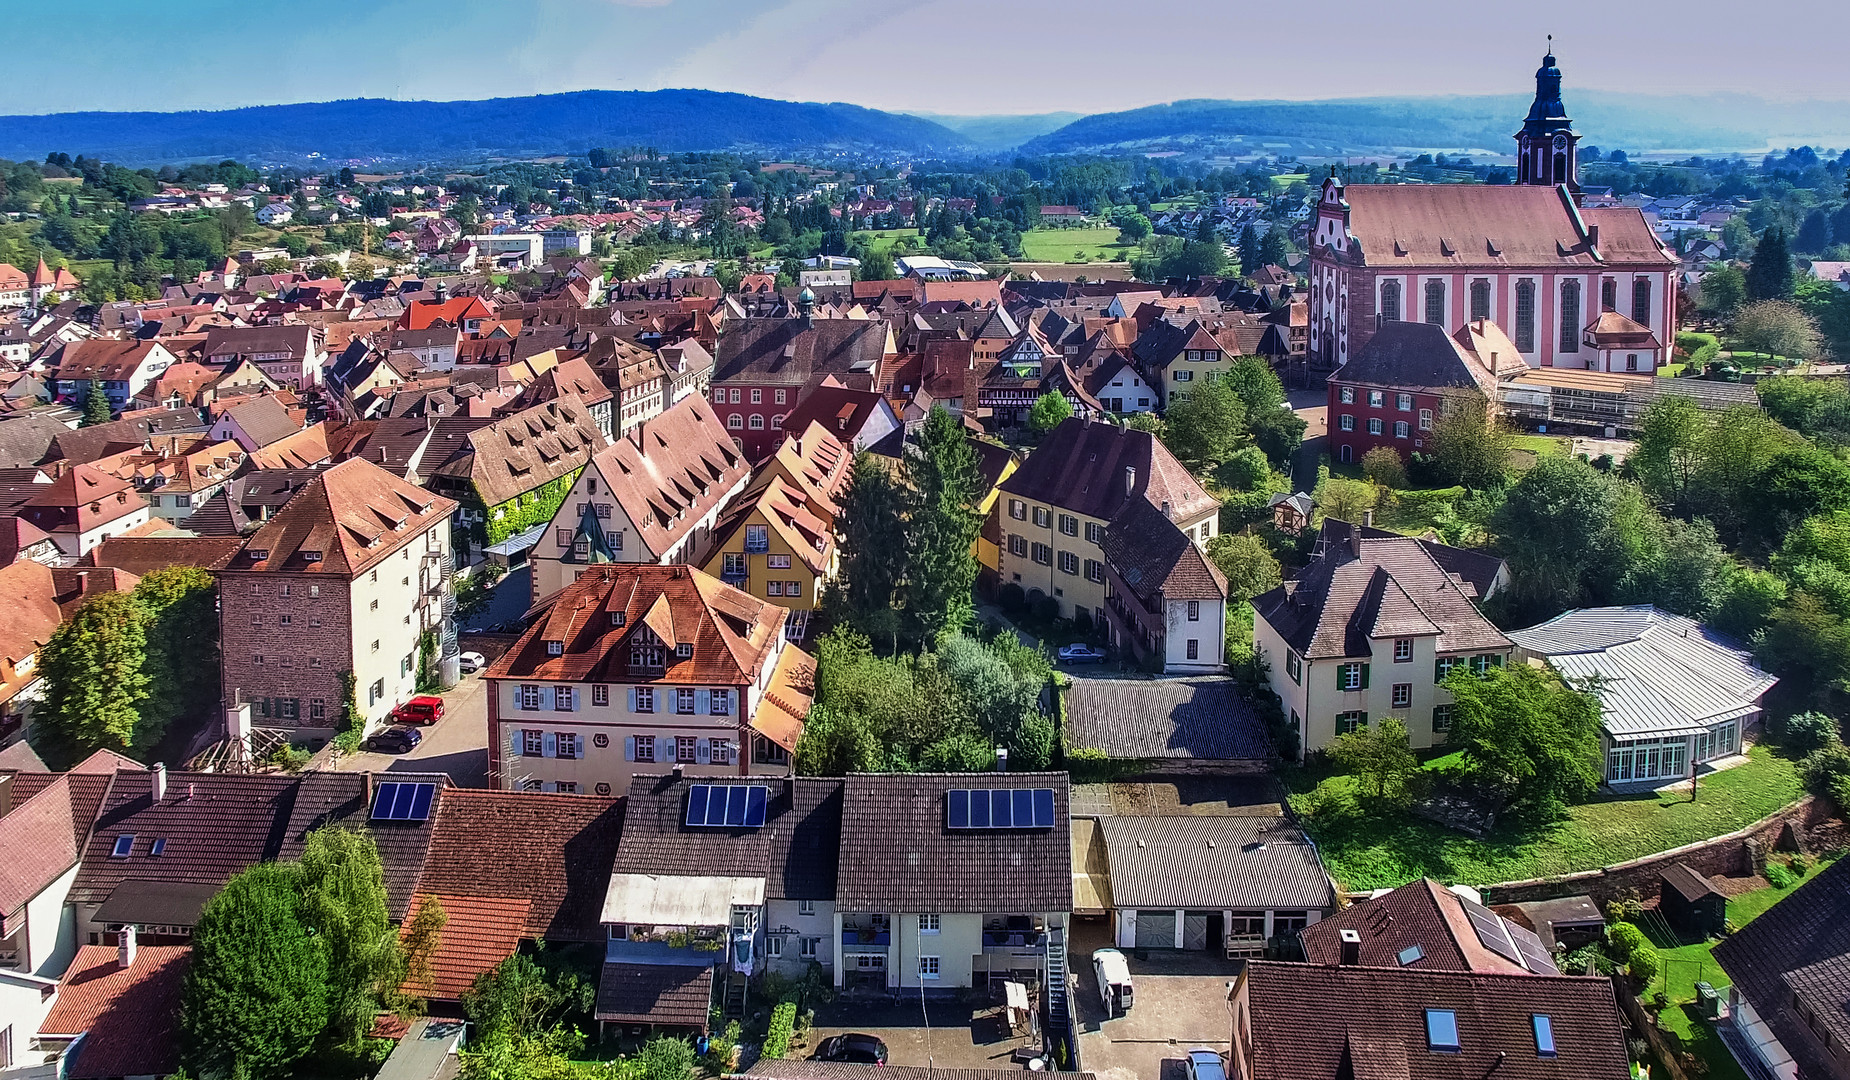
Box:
[327, 671, 490, 786]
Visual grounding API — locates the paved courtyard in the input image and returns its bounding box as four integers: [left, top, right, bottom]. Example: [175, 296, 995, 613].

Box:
[326, 670, 490, 786]
[806, 994, 1036, 1070]
[1069, 920, 1239, 1080]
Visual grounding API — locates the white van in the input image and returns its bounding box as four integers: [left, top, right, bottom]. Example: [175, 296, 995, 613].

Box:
[1093, 948, 1134, 1018]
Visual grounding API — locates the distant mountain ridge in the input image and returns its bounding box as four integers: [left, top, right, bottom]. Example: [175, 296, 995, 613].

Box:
[0, 89, 975, 165]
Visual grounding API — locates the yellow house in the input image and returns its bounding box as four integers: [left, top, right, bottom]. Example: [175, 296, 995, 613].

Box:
[702, 474, 836, 642]
[971, 437, 1021, 586]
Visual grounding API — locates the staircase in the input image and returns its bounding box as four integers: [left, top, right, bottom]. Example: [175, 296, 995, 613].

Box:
[1043, 925, 1069, 1028]
[725, 973, 748, 1019]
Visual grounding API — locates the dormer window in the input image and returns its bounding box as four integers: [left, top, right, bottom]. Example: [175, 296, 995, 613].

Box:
[610, 611, 626, 627]
[248, 549, 269, 561]
[545, 640, 564, 656]
[112, 835, 135, 858]
[301, 550, 323, 562]
[675, 643, 693, 660]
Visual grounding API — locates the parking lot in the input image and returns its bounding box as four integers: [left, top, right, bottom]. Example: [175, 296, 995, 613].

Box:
[805, 993, 1038, 1070]
[1070, 921, 1238, 1080]
[325, 670, 490, 786]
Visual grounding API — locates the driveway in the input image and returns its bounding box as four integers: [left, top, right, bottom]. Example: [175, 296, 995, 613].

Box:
[1070, 928, 1239, 1080]
[1287, 388, 1327, 494]
[806, 995, 1036, 1070]
[328, 673, 489, 786]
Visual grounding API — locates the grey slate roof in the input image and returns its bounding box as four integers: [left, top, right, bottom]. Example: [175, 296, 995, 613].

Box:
[1508, 605, 1776, 738]
[613, 774, 842, 901]
[1329, 319, 1497, 397]
[276, 771, 449, 922]
[835, 773, 1072, 914]
[1102, 498, 1227, 605]
[1064, 678, 1269, 760]
[1096, 815, 1331, 910]
[1713, 853, 1850, 1080]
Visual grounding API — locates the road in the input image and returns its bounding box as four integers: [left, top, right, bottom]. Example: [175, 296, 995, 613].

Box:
[328, 672, 490, 786]
[1286, 387, 1327, 494]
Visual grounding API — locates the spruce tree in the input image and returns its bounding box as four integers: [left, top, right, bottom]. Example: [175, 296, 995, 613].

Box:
[1237, 223, 1261, 277]
[1746, 225, 1795, 301]
[903, 407, 983, 644]
[826, 453, 909, 649]
[81, 378, 111, 426]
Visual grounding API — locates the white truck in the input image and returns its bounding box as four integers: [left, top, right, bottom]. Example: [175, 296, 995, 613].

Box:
[1092, 948, 1134, 1018]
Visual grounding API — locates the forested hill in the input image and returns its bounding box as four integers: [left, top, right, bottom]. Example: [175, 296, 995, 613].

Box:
[0, 89, 976, 165]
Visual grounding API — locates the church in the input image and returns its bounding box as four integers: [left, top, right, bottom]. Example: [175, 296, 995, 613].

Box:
[1307, 50, 1678, 374]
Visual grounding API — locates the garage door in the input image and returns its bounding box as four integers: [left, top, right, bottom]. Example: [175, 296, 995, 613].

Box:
[1134, 911, 1175, 949]
[1183, 913, 1210, 951]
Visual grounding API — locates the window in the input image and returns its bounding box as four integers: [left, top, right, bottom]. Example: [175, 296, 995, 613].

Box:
[1084, 559, 1105, 583]
[1626, 352, 1639, 372]
[557, 732, 580, 759]
[766, 935, 785, 958]
[767, 581, 784, 597]
[1337, 711, 1368, 735]
[1602, 277, 1618, 311]
[1424, 279, 1445, 324]
[1031, 542, 1052, 566]
[1338, 414, 1355, 431]
[749, 414, 765, 430]
[1436, 656, 1462, 682]
[1340, 662, 1367, 691]
[785, 580, 802, 597]
[767, 554, 791, 569]
[710, 689, 731, 714]
[310, 584, 319, 598]
[1186, 639, 1199, 660]
[1380, 279, 1401, 321]
[310, 699, 326, 721]
[1392, 682, 1412, 708]
[1515, 280, 1536, 351]
[918, 956, 940, 979]
[728, 414, 743, 430]
[112, 835, 135, 857]
[1425, 1009, 1460, 1052]
[634, 734, 656, 762]
[800, 936, 820, 959]
[1286, 651, 1302, 684]
[523, 730, 545, 756]
[1085, 522, 1103, 544]
[799, 899, 817, 916]
[771, 414, 784, 430]
[556, 687, 576, 712]
[1058, 514, 1078, 536]
[1398, 944, 1425, 966]
[1368, 390, 1383, 407]
[723, 552, 746, 576]
[279, 614, 291, 626]
[919, 913, 940, 933]
[1032, 507, 1050, 528]
[676, 688, 696, 714]
[709, 738, 734, 765]
[1532, 1015, 1556, 1058]
[1433, 704, 1456, 734]
[546, 640, 564, 656]
[1367, 417, 1383, 435]
[1187, 601, 1200, 622]
[634, 687, 655, 713]
[1418, 408, 1433, 431]
[1470, 279, 1491, 320]
[1632, 278, 1652, 325]
[1008, 535, 1027, 556]
[751, 388, 763, 404]
[1339, 386, 1354, 404]
[1396, 393, 1413, 411]
[774, 388, 787, 405]
[371, 599, 379, 611]
[1559, 279, 1581, 354]
[371, 639, 380, 653]
[520, 684, 542, 710]
[728, 388, 741, 404]
[593, 684, 610, 707]
[1395, 421, 1409, 439]
[1009, 499, 1026, 520]
[631, 626, 666, 669]
[676, 736, 697, 763]
[1174, 369, 1192, 382]
[1058, 551, 1078, 575]
[1471, 653, 1503, 676]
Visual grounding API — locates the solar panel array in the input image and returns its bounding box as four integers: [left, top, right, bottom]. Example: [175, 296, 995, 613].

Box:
[1460, 897, 1557, 972]
[1510, 922, 1559, 975]
[945, 788, 1056, 830]
[686, 784, 769, 828]
[371, 782, 436, 822]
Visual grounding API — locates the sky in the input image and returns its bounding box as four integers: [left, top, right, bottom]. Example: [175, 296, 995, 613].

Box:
[6, 0, 1848, 117]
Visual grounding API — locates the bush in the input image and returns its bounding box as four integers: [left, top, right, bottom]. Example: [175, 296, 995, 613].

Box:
[1607, 921, 1647, 963]
[1792, 853, 1814, 875]
[1072, 608, 1094, 635]
[762, 1001, 798, 1060]
[1785, 711, 1841, 754]
[1628, 943, 1661, 986]
[997, 583, 1025, 612]
[1767, 861, 1797, 888]
[1031, 596, 1060, 625]
[1361, 446, 1408, 489]
[1798, 740, 1850, 806]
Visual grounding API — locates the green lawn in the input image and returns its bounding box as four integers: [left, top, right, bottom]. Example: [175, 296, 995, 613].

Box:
[1016, 227, 1132, 264]
[1271, 173, 1310, 192]
[1508, 434, 1572, 457]
[849, 229, 926, 257]
[1290, 743, 1804, 890]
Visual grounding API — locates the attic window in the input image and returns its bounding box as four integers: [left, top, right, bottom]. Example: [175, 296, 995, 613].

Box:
[1532, 1015, 1555, 1058]
[545, 640, 564, 656]
[301, 550, 323, 562]
[1425, 1009, 1460, 1052]
[247, 548, 268, 561]
[111, 835, 135, 858]
[149, 838, 167, 857]
[609, 612, 626, 627]
[675, 643, 694, 660]
[1397, 944, 1424, 966]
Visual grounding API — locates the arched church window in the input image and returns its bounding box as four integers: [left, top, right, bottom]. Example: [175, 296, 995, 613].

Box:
[1559, 279, 1581, 354]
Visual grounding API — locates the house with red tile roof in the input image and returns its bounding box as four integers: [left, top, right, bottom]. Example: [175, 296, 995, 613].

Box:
[52, 340, 180, 414]
[0, 559, 64, 746]
[486, 563, 814, 795]
[18, 464, 151, 558]
[36, 942, 190, 1079]
[29, 259, 81, 307]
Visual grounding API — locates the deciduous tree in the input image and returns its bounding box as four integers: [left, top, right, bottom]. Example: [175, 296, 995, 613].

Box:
[1027, 390, 1071, 433]
[1442, 663, 1603, 820]
[1206, 533, 1283, 600]
[1426, 396, 1512, 489]
[299, 828, 399, 1052]
[134, 567, 218, 752]
[1732, 299, 1822, 359]
[35, 591, 149, 760]
[1328, 718, 1423, 804]
[903, 407, 983, 642]
[1162, 377, 1245, 472]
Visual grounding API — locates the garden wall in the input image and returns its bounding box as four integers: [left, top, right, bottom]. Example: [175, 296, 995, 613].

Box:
[1482, 795, 1833, 907]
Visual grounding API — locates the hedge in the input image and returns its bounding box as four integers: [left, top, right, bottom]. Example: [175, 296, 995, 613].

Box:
[762, 1000, 797, 1059]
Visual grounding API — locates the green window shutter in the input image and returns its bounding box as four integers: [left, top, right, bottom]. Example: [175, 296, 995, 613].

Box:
[1360, 664, 1371, 689]
[1337, 666, 1346, 691]
[1490, 653, 1504, 668]
[1436, 658, 1444, 683]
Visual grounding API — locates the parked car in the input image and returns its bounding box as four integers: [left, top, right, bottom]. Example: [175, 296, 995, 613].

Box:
[1058, 643, 1107, 664]
[815, 1034, 888, 1065]
[1185, 1049, 1227, 1080]
[1093, 948, 1134, 1018]
[365, 727, 423, 754]
[390, 695, 445, 725]
[458, 651, 486, 674]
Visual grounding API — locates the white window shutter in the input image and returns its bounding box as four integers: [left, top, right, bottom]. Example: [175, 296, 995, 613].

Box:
[624, 735, 636, 761]
[695, 689, 711, 715]
[543, 732, 557, 758]
[696, 739, 711, 765]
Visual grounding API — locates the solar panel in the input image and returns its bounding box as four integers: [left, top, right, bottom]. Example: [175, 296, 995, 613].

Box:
[686, 785, 710, 826]
[744, 785, 768, 827]
[1510, 923, 1559, 975]
[724, 785, 749, 827]
[946, 788, 1059, 829]
[371, 782, 436, 821]
[685, 784, 770, 828]
[1461, 900, 1523, 965]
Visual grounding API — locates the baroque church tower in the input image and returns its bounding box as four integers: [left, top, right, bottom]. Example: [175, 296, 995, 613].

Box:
[1515, 41, 1581, 193]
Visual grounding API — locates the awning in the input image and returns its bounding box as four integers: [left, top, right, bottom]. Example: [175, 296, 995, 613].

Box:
[93, 879, 222, 928]
[600, 873, 764, 927]
[484, 522, 547, 558]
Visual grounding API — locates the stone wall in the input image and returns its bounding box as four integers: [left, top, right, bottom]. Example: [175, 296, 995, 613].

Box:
[1482, 795, 1833, 907]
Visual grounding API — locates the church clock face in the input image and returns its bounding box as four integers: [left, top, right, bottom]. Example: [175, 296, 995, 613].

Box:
[1554, 133, 1569, 152]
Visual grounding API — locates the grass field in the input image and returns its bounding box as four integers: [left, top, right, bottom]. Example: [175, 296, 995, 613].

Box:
[1289, 743, 1804, 890]
[1271, 173, 1310, 192]
[849, 229, 926, 256]
[1017, 227, 1131, 263]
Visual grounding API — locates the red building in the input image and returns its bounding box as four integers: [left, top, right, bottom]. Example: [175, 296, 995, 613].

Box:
[708, 307, 894, 461]
[1328, 320, 1523, 464]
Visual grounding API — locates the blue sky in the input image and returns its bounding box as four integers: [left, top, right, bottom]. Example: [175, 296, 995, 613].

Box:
[8, 0, 1848, 116]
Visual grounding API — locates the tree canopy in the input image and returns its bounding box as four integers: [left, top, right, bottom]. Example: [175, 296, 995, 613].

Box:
[1442, 663, 1603, 820]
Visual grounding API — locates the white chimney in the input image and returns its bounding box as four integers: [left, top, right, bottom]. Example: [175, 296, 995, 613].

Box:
[1339, 928, 1361, 966]
[150, 762, 166, 802]
[118, 925, 137, 970]
[1124, 466, 1136, 496]
[995, 747, 1009, 772]
[1363, 509, 1374, 528]
[226, 701, 252, 749]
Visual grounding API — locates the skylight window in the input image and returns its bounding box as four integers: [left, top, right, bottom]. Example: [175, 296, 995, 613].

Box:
[111, 835, 135, 858]
[1425, 1009, 1459, 1052]
[1397, 944, 1424, 966]
[1532, 1014, 1556, 1058]
[149, 838, 167, 857]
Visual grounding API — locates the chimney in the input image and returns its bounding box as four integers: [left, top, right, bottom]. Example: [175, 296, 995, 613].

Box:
[225, 701, 252, 754]
[118, 924, 137, 970]
[1124, 466, 1136, 496]
[150, 762, 167, 802]
[1339, 928, 1361, 966]
[673, 762, 685, 779]
[1586, 223, 1600, 248]
[0, 775, 12, 820]
[1161, 500, 1172, 520]
[1363, 509, 1374, 528]
[364, 772, 375, 809]
[995, 747, 1009, 772]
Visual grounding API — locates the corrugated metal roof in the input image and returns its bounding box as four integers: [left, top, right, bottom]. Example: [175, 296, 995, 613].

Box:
[1097, 815, 1332, 911]
[1508, 606, 1776, 738]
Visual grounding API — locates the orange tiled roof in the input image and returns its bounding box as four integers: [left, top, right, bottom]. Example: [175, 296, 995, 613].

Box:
[400, 892, 531, 1001]
[41, 944, 190, 1079]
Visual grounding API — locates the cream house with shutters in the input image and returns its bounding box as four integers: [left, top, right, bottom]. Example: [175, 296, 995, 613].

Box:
[486, 564, 814, 796]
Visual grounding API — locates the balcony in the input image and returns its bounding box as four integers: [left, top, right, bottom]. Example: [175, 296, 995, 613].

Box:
[841, 916, 890, 952]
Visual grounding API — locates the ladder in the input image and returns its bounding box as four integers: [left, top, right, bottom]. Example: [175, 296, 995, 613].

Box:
[1043, 925, 1069, 1027]
[725, 973, 748, 1018]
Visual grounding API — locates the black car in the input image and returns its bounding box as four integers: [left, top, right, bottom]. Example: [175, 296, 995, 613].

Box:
[815, 1034, 888, 1065]
[365, 726, 423, 754]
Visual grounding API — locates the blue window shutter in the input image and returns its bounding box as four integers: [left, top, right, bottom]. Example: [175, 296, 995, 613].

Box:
[542, 732, 557, 758]
[624, 736, 635, 761]
[628, 687, 636, 711]
[695, 689, 711, 715]
[696, 739, 711, 764]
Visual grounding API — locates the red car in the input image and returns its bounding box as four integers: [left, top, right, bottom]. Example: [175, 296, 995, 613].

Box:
[390, 695, 445, 726]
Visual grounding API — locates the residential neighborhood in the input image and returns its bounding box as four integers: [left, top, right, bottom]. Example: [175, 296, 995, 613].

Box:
[0, 32, 1848, 1080]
